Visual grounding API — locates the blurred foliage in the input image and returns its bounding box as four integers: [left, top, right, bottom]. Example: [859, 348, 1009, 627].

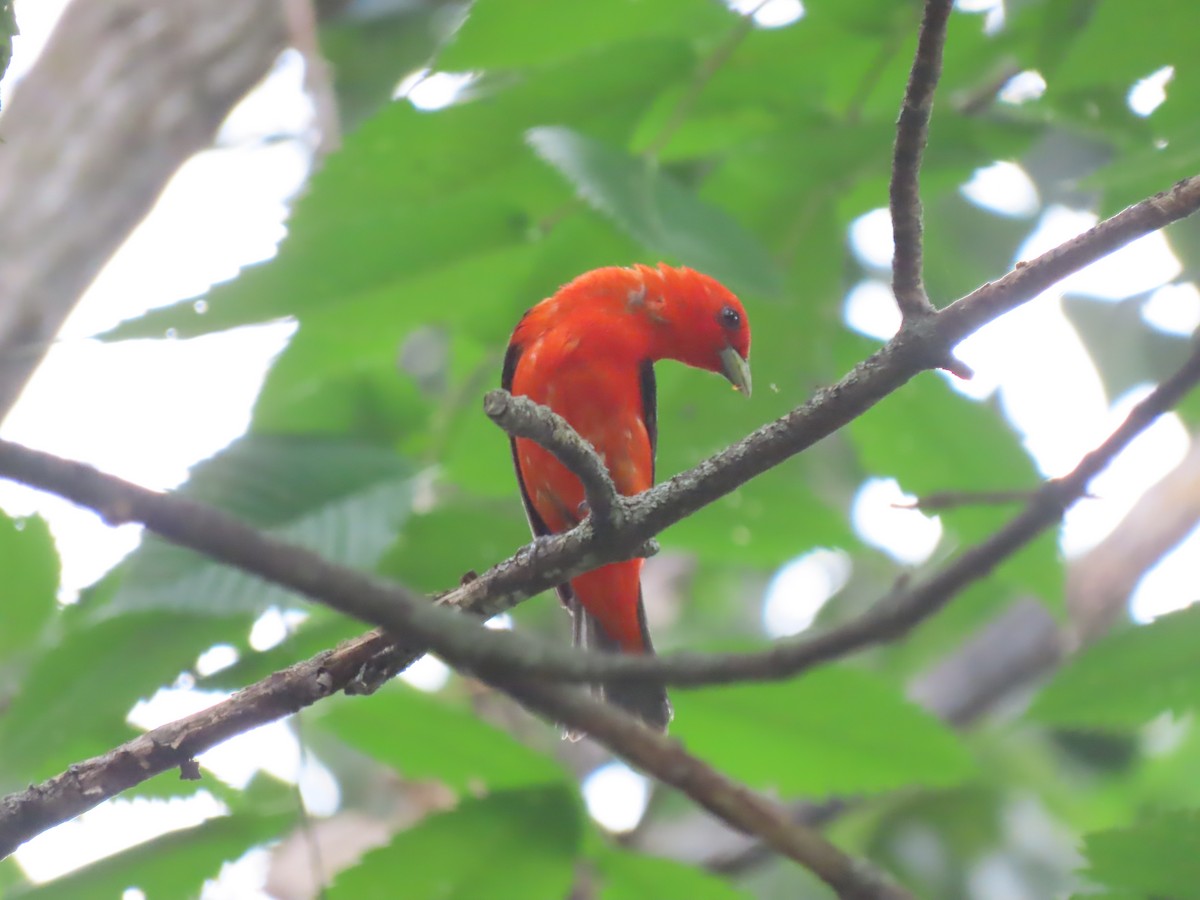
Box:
[6, 0, 1200, 897]
[0, 0, 15, 104]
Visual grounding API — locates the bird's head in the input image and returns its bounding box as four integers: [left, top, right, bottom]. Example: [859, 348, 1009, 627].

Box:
[636, 263, 752, 398]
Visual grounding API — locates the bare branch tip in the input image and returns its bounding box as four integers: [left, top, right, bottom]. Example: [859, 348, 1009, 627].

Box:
[941, 354, 974, 380]
[483, 389, 510, 419]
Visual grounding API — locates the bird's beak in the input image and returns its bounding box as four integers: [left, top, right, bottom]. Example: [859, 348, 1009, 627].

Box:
[719, 344, 752, 398]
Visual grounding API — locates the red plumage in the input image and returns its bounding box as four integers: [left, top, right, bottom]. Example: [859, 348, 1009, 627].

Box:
[503, 263, 751, 731]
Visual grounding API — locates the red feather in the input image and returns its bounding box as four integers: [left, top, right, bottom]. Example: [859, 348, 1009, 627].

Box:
[503, 264, 751, 731]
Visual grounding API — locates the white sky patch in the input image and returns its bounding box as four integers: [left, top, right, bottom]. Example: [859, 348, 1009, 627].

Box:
[851, 479, 942, 565]
[0, 323, 295, 597]
[127, 688, 303, 789]
[298, 753, 341, 817]
[400, 654, 452, 692]
[1142, 282, 1200, 336]
[485, 612, 514, 630]
[0, 0, 67, 104]
[1061, 395, 1189, 556]
[1129, 66, 1174, 117]
[248, 608, 310, 652]
[0, 17, 309, 602]
[953, 0, 1006, 34]
[221, 51, 314, 147]
[849, 208, 894, 270]
[582, 761, 650, 833]
[998, 70, 1047, 105]
[844, 279, 901, 341]
[762, 548, 852, 637]
[15, 792, 228, 882]
[201, 848, 272, 900]
[728, 0, 805, 28]
[399, 70, 477, 111]
[196, 644, 240, 677]
[1036, 208, 1181, 299]
[961, 162, 1040, 218]
[1130, 526, 1200, 622]
[960, 297, 1108, 475]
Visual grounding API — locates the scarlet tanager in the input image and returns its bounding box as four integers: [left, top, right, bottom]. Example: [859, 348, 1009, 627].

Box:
[502, 264, 752, 731]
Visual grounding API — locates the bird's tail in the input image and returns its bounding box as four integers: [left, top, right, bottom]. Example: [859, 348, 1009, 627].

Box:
[569, 588, 672, 735]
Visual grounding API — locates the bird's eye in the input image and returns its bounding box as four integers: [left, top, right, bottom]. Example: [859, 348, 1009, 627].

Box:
[718, 305, 741, 329]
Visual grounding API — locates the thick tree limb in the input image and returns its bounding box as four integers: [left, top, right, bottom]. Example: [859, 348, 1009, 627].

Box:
[889, 0, 952, 319]
[0, 0, 287, 424]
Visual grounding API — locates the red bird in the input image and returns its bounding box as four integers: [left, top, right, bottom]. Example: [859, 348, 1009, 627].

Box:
[503, 264, 752, 731]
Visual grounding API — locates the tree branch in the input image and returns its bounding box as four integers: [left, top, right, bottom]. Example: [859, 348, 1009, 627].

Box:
[665, 424, 1200, 874]
[0, 0, 287, 424]
[0, 629, 391, 859]
[889, 0, 952, 319]
[492, 677, 911, 900]
[2, 322, 1199, 863]
[1, 169, 1199, 857]
[441, 334, 1200, 686]
[4, 322, 1199, 703]
[484, 389, 624, 534]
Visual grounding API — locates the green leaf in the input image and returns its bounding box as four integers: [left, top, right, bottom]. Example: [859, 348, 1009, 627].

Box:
[849, 372, 1041, 522]
[197, 607, 363, 692]
[1080, 809, 1200, 898]
[1063, 294, 1193, 402]
[439, 0, 735, 71]
[671, 665, 975, 796]
[328, 785, 583, 900]
[0, 607, 241, 790]
[320, 2, 460, 130]
[12, 809, 292, 900]
[0, 512, 58, 661]
[103, 435, 417, 618]
[0, 1, 16, 95]
[846, 363, 1061, 611]
[527, 126, 783, 297]
[1031, 605, 1200, 730]
[0, 858, 25, 892]
[100, 41, 694, 343]
[1047, 0, 1195, 94]
[922, 192, 1036, 304]
[380, 498, 531, 594]
[316, 685, 566, 793]
[594, 846, 750, 900]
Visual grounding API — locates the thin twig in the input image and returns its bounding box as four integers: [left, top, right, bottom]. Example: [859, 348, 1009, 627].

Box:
[484, 389, 623, 533]
[889, 0, 953, 318]
[894, 489, 1041, 511]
